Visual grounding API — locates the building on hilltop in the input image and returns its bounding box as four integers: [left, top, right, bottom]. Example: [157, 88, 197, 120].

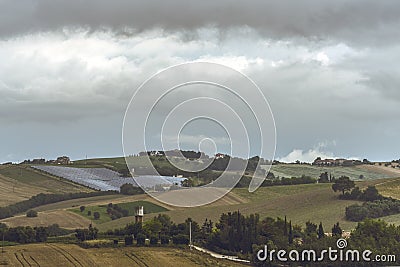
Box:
[215, 153, 225, 159]
[312, 158, 362, 167]
[56, 156, 71, 165]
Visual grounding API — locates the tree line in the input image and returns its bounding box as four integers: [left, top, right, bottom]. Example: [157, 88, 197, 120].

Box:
[331, 177, 400, 221]
[0, 223, 72, 244]
[102, 211, 400, 265]
[0, 191, 118, 220]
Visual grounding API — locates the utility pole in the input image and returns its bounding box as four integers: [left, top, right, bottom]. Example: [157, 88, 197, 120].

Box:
[1, 230, 4, 264]
[2, 230, 4, 253]
[189, 221, 192, 250]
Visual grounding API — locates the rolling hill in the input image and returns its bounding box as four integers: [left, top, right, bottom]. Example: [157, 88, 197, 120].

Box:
[0, 165, 92, 206]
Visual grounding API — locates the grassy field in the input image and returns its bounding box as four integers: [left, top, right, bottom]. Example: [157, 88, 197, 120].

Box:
[2, 158, 399, 233]
[0, 243, 246, 267]
[0, 165, 92, 206]
[70, 200, 168, 224]
[0, 210, 92, 229]
[97, 179, 390, 232]
[376, 177, 400, 199]
[72, 156, 400, 180]
[269, 164, 399, 180]
[2, 178, 397, 232]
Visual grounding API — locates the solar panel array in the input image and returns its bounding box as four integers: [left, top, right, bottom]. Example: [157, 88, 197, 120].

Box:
[31, 166, 186, 191]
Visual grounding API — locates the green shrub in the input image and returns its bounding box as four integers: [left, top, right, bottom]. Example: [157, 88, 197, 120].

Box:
[26, 210, 38, 217]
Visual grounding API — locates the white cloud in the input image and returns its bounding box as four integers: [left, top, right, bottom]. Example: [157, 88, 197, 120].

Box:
[278, 148, 335, 163]
[278, 141, 338, 163]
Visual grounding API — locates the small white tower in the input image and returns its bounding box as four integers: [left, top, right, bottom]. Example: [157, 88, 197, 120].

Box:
[135, 206, 144, 223]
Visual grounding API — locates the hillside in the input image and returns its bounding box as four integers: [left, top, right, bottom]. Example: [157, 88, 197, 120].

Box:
[3, 178, 394, 232]
[73, 156, 399, 180]
[0, 165, 92, 206]
[2, 157, 399, 232]
[376, 177, 400, 199]
[270, 164, 399, 180]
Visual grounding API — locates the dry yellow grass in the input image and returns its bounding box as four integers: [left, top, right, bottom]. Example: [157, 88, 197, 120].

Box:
[356, 164, 400, 177]
[0, 210, 92, 229]
[0, 173, 45, 206]
[0, 243, 247, 267]
[376, 177, 400, 199]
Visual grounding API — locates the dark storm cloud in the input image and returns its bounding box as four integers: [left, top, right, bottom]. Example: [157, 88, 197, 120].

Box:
[1, 0, 400, 45]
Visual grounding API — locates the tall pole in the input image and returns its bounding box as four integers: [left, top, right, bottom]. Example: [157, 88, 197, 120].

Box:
[1, 231, 4, 265]
[189, 221, 192, 250]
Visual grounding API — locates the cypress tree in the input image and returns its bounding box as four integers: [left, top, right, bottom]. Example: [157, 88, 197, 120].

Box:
[284, 216, 288, 236]
[288, 221, 293, 244]
[318, 222, 324, 239]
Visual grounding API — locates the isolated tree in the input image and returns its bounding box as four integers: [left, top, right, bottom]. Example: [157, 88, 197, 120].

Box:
[363, 186, 381, 201]
[332, 176, 355, 195]
[26, 210, 38, 217]
[266, 171, 276, 180]
[93, 212, 100, 220]
[120, 183, 143, 195]
[181, 178, 194, 187]
[288, 221, 293, 244]
[332, 222, 342, 237]
[318, 222, 324, 239]
[319, 172, 329, 183]
[283, 216, 288, 236]
[87, 210, 91, 216]
[124, 235, 133, 246]
[80, 206, 85, 212]
[305, 221, 317, 237]
[136, 233, 146, 245]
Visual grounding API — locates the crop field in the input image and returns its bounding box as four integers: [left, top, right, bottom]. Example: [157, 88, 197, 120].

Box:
[0, 172, 44, 206]
[2, 157, 399, 233]
[97, 179, 388, 232]
[70, 200, 168, 224]
[0, 210, 92, 229]
[269, 164, 398, 180]
[0, 165, 92, 206]
[3, 177, 395, 232]
[0, 243, 246, 267]
[376, 177, 400, 199]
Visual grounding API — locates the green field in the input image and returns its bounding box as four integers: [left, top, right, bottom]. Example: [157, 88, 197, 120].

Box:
[4, 176, 391, 232]
[73, 156, 398, 181]
[97, 181, 387, 232]
[269, 164, 397, 180]
[0, 165, 53, 184]
[3, 157, 399, 234]
[70, 200, 168, 224]
[0, 165, 92, 192]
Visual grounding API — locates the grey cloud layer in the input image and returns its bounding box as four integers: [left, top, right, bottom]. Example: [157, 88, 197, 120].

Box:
[2, 0, 400, 46]
[1, 1, 399, 163]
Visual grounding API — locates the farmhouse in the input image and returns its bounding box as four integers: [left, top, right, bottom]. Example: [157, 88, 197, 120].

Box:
[215, 153, 225, 159]
[56, 156, 71, 165]
[312, 158, 361, 167]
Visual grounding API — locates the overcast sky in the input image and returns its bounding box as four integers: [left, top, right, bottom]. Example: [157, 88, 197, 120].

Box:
[1, 0, 399, 163]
